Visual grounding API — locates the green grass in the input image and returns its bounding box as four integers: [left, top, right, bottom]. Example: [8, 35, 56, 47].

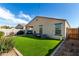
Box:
[13, 35, 60, 56]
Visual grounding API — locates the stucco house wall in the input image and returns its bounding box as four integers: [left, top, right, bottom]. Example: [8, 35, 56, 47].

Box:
[26, 16, 70, 39]
[47, 19, 65, 39]
[64, 21, 70, 38]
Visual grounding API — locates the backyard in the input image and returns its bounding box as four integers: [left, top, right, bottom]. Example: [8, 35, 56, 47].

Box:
[13, 35, 61, 56]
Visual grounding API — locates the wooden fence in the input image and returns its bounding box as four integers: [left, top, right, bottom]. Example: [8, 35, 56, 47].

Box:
[67, 28, 79, 40]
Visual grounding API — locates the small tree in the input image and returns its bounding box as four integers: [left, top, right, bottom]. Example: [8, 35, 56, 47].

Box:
[1, 26, 11, 29]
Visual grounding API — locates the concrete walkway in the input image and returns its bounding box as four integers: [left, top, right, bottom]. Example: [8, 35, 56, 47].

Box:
[0, 49, 18, 56]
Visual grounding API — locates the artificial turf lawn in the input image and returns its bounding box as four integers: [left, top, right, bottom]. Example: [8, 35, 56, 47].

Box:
[14, 36, 60, 56]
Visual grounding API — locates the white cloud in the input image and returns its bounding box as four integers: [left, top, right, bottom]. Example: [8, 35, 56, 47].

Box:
[0, 7, 32, 26]
[18, 11, 32, 21]
[0, 7, 15, 20]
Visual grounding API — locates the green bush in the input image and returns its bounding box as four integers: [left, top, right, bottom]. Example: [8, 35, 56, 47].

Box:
[0, 31, 4, 38]
[0, 36, 14, 53]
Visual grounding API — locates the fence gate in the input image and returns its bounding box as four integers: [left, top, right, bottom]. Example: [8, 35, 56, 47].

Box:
[67, 28, 79, 40]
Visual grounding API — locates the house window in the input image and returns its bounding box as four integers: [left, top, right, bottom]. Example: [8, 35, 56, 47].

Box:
[55, 23, 62, 36]
[39, 25, 43, 34]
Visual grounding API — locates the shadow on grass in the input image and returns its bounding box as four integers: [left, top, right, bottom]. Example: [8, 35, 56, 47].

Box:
[45, 40, 63, 56]
[18, 35, 60, 41]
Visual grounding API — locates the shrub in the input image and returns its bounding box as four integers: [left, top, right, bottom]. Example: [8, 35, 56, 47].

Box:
[16, 30, 25, 35]
[0, 36, 14, 53]
[0, 31, 4, 38]
[41, 34, 48, 38]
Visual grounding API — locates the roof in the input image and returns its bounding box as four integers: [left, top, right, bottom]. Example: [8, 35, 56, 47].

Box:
[26, 16, 71, 27]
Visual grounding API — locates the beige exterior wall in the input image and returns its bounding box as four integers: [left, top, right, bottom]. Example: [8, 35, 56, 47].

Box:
[46, 19, 65, 39]
[64, 21, 70, 38]
[26, 17, 70, 39]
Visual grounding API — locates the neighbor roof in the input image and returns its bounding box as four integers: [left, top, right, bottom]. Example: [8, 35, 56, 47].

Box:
[26, 16, 71, 27]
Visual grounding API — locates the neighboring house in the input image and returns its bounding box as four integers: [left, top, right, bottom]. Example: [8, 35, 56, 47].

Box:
[15, 24, 26, 29]
[25, 16, 70, 39]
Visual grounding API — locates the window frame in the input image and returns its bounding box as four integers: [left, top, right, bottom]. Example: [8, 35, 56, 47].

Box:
[55, 23, 62, 36]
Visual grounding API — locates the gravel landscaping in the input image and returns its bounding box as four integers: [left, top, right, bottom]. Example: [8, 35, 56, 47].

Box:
[54, 40, 79, 56]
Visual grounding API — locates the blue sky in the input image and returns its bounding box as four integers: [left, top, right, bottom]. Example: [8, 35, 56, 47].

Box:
[0, 3, 79, 27]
